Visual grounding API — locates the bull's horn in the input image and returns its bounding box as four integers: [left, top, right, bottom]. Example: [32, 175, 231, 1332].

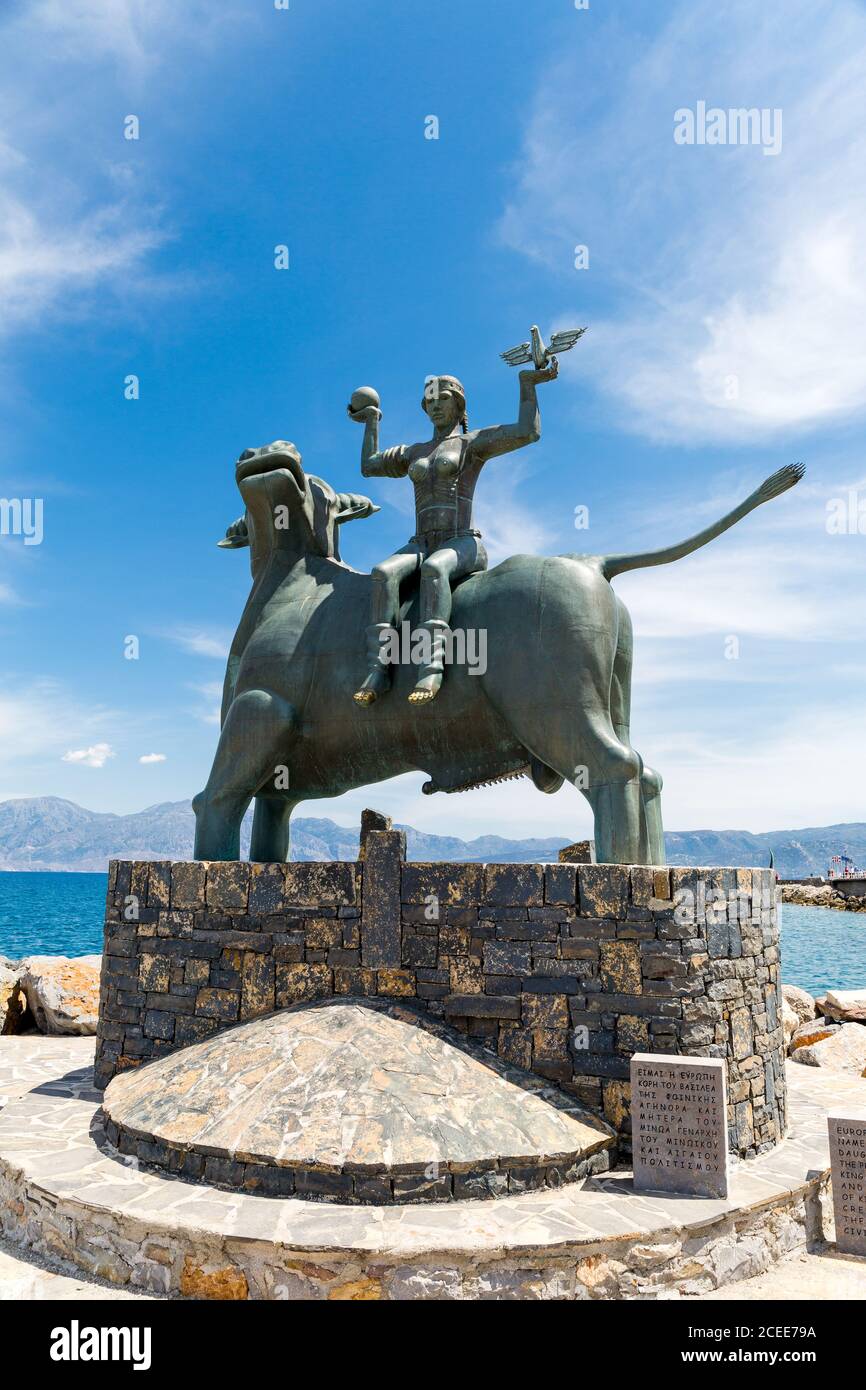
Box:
[335, 497, 380, 524]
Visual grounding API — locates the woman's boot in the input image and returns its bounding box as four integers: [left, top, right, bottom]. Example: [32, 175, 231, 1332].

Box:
[408, 619, 449, 704]
[353, 624, 393, 706]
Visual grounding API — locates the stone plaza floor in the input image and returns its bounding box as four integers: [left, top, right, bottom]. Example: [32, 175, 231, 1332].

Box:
[0, 1034, 864, 1300]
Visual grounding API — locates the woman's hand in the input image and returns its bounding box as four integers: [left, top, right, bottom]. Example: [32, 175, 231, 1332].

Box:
[519, 360, 559, 385]
[348, 404, 382, 424]
[347, 386, 382, 423]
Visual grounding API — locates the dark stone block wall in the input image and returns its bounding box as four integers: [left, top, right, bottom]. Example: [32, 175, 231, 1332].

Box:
[95, 834, 786, 1158]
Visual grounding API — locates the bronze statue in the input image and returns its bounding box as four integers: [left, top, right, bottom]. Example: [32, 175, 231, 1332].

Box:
[347, 366, 558, 705]
[192, 421, 804, 867]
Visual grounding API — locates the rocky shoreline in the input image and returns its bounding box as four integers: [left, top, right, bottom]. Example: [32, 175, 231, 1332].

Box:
[781, 883, 866, 912]
[0, 955, 100, 1035]
[782, 982, 866, 1076]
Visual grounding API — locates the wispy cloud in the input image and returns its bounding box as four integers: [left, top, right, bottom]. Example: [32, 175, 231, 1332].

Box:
[0, 681, 116, 765]
[475, 463, 556, 565]
[139, 752, 166, 764]
[18, 1, 246, 71]
[499, 0, 866, 444]
[0, 1, 246, 336]
[0, 195, 165, 330]
[188, 679, 224, 726]
[166, 628, 231, 660]
[614, 464, 866, 644]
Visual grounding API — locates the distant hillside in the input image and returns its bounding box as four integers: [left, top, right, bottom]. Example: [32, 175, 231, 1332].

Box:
[0, 797, 861, 876]
[0, 797, 568, 872]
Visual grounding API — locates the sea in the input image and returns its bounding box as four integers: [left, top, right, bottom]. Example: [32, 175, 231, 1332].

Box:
[0, 870, 864, 997]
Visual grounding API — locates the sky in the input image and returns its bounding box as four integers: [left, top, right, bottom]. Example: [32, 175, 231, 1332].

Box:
[0, 0, 864, 842]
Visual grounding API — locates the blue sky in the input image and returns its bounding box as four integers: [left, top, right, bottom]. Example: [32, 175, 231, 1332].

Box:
[1, 0, 864, 840]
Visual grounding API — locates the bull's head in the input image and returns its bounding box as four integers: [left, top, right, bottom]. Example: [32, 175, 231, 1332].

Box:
[224, 440, 379, 568]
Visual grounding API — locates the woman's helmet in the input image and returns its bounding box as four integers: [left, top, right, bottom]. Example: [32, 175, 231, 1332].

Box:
[421, 375, 467, 428]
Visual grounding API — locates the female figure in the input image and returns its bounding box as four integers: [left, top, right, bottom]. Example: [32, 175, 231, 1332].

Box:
[348, 364, 557, 705]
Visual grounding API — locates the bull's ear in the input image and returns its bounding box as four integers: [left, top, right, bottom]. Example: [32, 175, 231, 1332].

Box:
[335, 493, 380, 524]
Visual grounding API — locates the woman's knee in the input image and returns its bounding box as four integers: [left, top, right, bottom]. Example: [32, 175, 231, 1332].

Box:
[420, 554, 451, 580]
[371, 561, 399, 591]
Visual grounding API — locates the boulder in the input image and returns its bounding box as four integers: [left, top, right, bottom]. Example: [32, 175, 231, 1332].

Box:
[19, 955, 102, 1035]
[781, 983, 817, 1027]
[0, 962, 24, 1034]
[789, 1019, 839, 1051]
[782, 997, 799, 1048]
[822, 989, 866, 1024]
[791, 1022, 866, 1075]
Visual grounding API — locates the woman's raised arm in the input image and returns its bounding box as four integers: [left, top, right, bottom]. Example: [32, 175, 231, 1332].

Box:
[470, 363, 558, 462]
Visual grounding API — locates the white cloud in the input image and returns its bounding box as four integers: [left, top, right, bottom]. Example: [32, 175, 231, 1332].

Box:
[188, 680, 224, 726]
[139, 752, 166, 764]
[18, 1, 246, 71]
[637, 701, 866, 832]
[0, 1, 246, 336]
[613, 466, 866, 645]
[167, 628, 231, 660]
[499, 0, 866, 443]
[0, 682, 114, 765]
[62, 742, 115, 768]
[475, 465, 555, 565]
[0, 195, 165, 329]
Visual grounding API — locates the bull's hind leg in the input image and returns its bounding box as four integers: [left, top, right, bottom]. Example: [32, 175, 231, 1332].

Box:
[610, 597, 665, 864]
[193, 688, 295, 861]
[639, 764, 665, 866]
[578, 727, 643, 865]
[521, 703, 643, 862]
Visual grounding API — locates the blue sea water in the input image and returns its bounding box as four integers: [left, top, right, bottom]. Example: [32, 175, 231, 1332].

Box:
[0, 873, 863, 996]
[776, 901, 866, 997]
[0, 871, 108, 958]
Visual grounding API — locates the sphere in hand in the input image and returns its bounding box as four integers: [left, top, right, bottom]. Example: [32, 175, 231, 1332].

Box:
[348, 386, 380, 418]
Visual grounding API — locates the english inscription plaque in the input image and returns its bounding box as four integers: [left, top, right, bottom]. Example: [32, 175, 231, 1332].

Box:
[631, 1053, 728, 1198]
[828, 1113, 866, 1257]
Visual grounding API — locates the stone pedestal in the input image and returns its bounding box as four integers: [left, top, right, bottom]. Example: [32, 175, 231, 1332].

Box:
[95, 852, 786, 1158]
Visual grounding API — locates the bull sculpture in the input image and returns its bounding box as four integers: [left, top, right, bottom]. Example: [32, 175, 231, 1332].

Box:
[192, 440, 803, 865]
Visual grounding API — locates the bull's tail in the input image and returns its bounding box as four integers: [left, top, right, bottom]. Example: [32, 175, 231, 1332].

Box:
[600, 463, 804, 582]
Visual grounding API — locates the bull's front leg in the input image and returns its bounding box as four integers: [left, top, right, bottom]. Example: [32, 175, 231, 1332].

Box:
[249, 794, 297, 863]
[193, 687, 296, 861]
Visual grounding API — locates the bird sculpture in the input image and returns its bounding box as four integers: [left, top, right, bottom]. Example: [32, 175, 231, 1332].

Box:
[500, 324, 587, 371]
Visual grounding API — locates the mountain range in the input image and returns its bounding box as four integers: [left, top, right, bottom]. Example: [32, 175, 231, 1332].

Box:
[0, 797, 861, 877]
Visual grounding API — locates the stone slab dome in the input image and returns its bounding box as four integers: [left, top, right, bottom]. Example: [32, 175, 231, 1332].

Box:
[102, 998, 614, 1202]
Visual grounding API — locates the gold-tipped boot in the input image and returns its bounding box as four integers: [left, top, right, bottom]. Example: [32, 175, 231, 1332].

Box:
[408, 619, 449, 705]
[353, 624, 393, 706]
